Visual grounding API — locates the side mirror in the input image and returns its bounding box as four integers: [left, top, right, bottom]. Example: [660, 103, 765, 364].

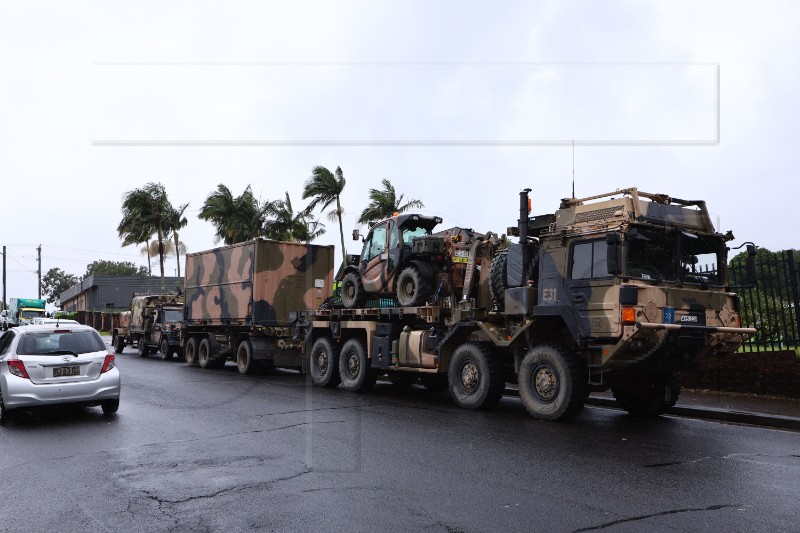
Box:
[352, 229, 360, 241]
[606, 233, 622, 276]
[745, 244, 758, 285]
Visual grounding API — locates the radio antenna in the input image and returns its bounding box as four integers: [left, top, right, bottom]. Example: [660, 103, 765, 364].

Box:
[572, 140, 575, 198]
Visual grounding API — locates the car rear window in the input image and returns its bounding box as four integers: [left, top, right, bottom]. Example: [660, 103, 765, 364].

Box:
[17, 331, 106, 355]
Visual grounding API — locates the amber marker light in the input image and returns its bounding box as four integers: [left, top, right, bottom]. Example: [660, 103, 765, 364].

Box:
[622, 307, 636, 324]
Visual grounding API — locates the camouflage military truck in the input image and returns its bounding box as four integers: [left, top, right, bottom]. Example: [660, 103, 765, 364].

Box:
[304, 187, 756, 421]
[181, 238, 334, 374]
[111, 294, 184, 359]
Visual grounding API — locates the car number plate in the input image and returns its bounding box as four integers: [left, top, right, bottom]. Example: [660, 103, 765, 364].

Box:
[53, 366, 80, 377]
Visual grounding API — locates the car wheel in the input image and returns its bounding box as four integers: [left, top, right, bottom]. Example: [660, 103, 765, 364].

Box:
[396, 265, 433, 307]
[0, 391, 11, 426]
[137, 337, 149, 358]
[448, 343, 504, 410]
[114, 335, 126, 354]
[309, 337, 341, 388]
[340, 271, 366, 309]
[518, 344, 587, 421]
[101, 399, 119, 415]
[185, 337, 199, 367]
[160, 338, 173, 360]
[338, 338, 377, 392]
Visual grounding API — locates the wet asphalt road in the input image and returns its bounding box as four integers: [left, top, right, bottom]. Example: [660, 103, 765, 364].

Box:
[1, 347, 798, 533]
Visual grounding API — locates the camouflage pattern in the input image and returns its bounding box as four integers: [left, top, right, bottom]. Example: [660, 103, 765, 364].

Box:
[130, 294, 182, 330]
[185, 238, 334, 326]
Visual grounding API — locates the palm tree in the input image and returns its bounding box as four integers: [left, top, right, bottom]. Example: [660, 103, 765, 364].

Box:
[120, 183, 174, 279]
[199, 184, 275, 245]
[358, 178, 425, 226]
[265, 192, 326, 243]
[165, 202, 189, 277]
[302, 166, 347, 266]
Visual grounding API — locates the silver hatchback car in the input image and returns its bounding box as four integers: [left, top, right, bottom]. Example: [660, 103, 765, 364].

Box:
[0, 324, 121, 424]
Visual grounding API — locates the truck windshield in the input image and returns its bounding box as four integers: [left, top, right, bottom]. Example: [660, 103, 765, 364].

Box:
[20, 309, 45, 319]
[164, 310, 183, 323]
[401, 226, 431, 246]
[626, 227, 725, 285]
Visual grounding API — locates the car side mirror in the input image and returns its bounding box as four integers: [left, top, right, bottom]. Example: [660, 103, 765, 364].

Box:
[745, 244, 758, 285]
[606, 233, 622, 276]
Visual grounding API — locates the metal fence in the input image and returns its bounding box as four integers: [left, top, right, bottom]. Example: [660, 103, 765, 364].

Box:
[730, 250, 800, 352]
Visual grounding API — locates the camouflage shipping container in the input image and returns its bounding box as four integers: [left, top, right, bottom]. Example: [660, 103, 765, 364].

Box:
[184, 238, 335, 327]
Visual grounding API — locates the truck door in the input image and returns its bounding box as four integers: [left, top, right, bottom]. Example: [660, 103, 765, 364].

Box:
[566, 239, 620, 337]
[360, 222, 389, 293]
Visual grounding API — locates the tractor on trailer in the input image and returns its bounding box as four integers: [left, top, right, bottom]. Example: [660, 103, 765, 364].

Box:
[304, 188, 757, 420]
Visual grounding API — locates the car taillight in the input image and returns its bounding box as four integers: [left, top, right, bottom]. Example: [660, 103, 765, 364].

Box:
[7, 360, 30, 379]
[101, 354, 116, 373]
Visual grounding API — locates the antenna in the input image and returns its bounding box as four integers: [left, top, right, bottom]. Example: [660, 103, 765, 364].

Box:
[571, 140, 575, 198]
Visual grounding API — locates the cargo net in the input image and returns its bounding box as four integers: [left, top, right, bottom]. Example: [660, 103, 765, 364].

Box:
[574, 206, 620, 224]
[330, 281, 398, 309]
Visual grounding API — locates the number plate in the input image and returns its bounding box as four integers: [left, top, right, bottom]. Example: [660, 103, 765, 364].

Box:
[53, 366, 80, 377]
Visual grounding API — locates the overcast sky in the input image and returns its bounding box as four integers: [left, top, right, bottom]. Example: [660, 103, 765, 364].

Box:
[1, 1, 798, 307]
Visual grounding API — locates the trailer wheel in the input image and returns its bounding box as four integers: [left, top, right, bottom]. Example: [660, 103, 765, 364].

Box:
[611, 373, 681, 417]
[160, 338, 173, 360]
[113, 334, 126, 354]
[341, 272, 366, 309]
[185, 337, 199, 367]
[339, 338, 378, 392]
[518, 344, 587, 421]
[137, 337, 150, 358]
[309, 337, 341, 388]
[396, 265, 432, 307]
[447, 343, 504, 410]
[236, 339, 260, 375]
[198, 338, 225, 369]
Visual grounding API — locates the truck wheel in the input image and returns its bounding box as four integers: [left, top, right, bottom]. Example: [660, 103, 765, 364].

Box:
[388, 372, 418, 387]
[160, 338, 173, 360]
[611, 373, 681, 417]
[518, 344, 587, 421]
[310, 337, 341, 387]
[113, 334, 126, 354]
[137, 337, 150, 358]
[185, 337, 199, 367]
[396, 266, 432, 307]
[237, 339, 259, 375]
[489, 250, 508, 311]
[447, 343, 504, 410]
[341, 272, 366, 309]
[338, 338, 377, 392]
[199, 338, 224, 369]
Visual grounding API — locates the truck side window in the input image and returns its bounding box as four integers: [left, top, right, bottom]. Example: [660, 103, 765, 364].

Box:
[363, 225, 388, 261]
[571, 240, 609, 279]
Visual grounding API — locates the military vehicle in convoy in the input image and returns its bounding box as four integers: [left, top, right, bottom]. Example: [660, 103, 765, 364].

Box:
[179, 238, 334, 374]
[304, 188, 756, 420]
[111, 294, 184, 358]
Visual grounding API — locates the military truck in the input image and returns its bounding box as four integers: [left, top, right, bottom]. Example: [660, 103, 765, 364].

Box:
[111, 294, 184, 358]
[303, 188, 756, 420]
[180, 238, 334, 374]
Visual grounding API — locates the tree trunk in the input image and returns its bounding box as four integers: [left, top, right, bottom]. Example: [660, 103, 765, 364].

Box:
[174, 232, 181, 278]
[145, 239, 152, 276]
[336, 196, 347, 268]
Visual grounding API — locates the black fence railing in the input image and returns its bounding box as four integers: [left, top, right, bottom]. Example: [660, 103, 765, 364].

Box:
[730, 250, 800, 352]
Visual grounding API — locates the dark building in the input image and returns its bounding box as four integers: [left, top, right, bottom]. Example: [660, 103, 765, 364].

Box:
[60, 275, 184, 311]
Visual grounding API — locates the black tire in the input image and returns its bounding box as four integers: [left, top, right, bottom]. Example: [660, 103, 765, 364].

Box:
[396, 265, 432, 307]
[198, 338, 225, 369]
[388, 372, 418, 387]
[137, 337, 150, 358]
[341, 271, 367, 309]
[490, 250, 508, 311]
[160, 338, 173, 360]
[114, 334, 126, 354]
[309, 337, 341, 388]
[447, 343, 505, 410]
[518, 344, 587, 421]
[612, 373, 681, 417]
[0, 391, 10, 426]
[185, 337, 199, 367]
[338, 338, 378, 392]
[420, 374, 448, 392]
[236, 339, 259, 375]
[101, 399, 119, 415]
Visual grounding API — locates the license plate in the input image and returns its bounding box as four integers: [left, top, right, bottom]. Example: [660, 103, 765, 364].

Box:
[53, 366, 80, 377]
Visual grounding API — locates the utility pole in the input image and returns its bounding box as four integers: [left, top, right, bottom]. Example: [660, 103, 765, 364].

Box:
[37, 244, 42, 299]
[2, 245, 6, 311]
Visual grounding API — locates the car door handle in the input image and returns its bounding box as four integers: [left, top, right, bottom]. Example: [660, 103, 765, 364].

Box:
[571, 294, 586, 303]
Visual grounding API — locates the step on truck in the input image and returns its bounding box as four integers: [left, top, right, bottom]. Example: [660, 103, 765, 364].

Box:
[304, 188, 757, 420]
[112, 294, 184, 358]
[180, 238, 334, 374]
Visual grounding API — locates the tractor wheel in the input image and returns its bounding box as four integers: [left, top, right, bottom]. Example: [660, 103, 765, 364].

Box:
[611, 373, 681, 417]
[114, 335, 126, 354]
[518, 344, 587, 421]
[447, 343, 504, 410]
[490, 250, 508, 311]
[338, 338, 378, 392]
[309, 337, 341, 388]
[341, 272, 366, 309]
[396, 265, 432, 307]
[137, 337, 150, 358]
[160, 338, 173, 360]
